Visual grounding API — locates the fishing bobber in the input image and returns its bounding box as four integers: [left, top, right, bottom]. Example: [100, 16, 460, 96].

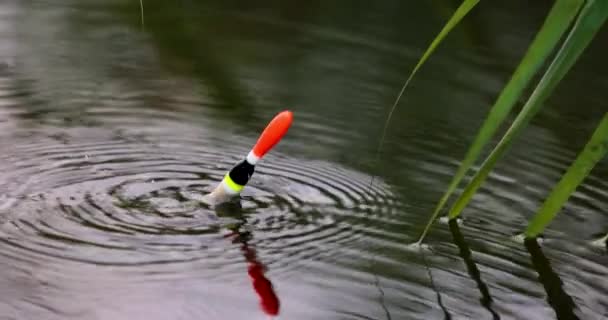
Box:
[204, 110, 293, 205]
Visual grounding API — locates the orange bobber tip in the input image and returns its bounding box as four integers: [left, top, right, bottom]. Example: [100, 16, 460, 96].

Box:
[251, 110, 293, 159]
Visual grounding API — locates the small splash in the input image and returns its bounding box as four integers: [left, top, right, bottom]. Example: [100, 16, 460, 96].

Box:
[591, 235, 607, 249]
[405, 241, 431, 252]
[439, 216, 462, 226]
[511, 234, 526, 244]
[512, 234, 544, 245]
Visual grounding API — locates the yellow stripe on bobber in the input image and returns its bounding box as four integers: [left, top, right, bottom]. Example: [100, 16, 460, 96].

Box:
[223, 173, 245, 193]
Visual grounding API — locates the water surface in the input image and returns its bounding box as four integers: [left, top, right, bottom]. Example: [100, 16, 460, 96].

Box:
[0, 1, 607, 319]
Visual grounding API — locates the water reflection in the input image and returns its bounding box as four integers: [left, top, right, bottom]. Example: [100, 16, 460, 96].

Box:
[448, 220, 500, 320]
[215, 201, 280, 317]
[524, 239, 579, 320]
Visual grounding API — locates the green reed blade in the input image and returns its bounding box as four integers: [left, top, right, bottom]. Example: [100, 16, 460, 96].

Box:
[525, 113, 608, 238]
[139, 0, 145, 30]
[446, 0, 608, 221]
[416, 0, 583, 243]
[376, 0, 479, 162]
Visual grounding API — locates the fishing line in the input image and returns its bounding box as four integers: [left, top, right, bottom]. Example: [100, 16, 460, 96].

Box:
[420, 246, 452, 320]
[368, 69, 415, 192]
[367, 75, 412, 320]
[364, 69, 415, 320]
[370, 252, 393, 320]
[364, 79, 413, 319]
[364, 73, 415, 319]
[363, 45, 446, 319]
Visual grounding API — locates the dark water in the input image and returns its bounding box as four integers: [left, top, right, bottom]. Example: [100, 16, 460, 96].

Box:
[1, 1, 607, 319]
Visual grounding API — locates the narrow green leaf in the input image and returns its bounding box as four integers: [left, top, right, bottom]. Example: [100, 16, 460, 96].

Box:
[447, 0, 608, 219]
[525, 114, 608, 238]
[417, 0, 583, 243]
[403, 0, 479, 83]
[139, 0, 145, 30]
[376, 0, 479, 164]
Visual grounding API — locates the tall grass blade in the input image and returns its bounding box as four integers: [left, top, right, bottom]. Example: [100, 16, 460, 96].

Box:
[375, 0, 479, 166]
[447, 0, 608, 220]
[525, 113, 608, 238]
[417, 0, 584, 243]
[139, 0, 145, 30]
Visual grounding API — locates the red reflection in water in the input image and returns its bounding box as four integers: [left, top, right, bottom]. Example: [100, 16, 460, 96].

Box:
[226, 230, 280, 316]
[245, 247, 280, 316]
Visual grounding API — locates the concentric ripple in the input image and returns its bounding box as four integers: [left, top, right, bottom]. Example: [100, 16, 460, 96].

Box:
[0, 125, 399, 276]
